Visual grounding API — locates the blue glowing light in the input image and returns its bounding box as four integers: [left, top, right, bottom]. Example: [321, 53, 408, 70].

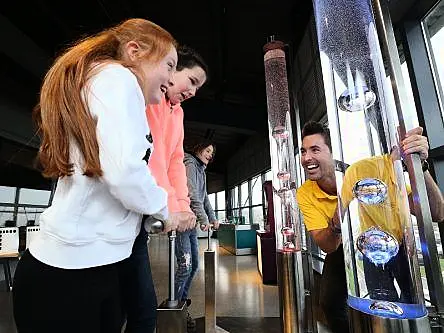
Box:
[348, 296, 427, 319]
[356, 226, 399, 266]
[353, 178, 388, 205]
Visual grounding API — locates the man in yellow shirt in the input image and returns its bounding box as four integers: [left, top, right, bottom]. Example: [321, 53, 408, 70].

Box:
[296, 121, 443, 333]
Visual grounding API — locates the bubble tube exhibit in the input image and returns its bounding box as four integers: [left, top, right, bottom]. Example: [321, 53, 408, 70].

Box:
[311, 0, 443, 332]
[263, 38, 305, 333]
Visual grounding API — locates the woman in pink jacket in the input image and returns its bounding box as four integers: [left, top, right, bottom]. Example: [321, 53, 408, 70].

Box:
[120, 46, 208, 333]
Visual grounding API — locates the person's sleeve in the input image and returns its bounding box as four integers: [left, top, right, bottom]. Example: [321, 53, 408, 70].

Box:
[186, 163, 209, 224]
[341, 167, 356, 210]
[296, 188, 328, 231]
[87, 65, 168, 219]
[167, 108, 192, 212]
[203, 191, 217, 223]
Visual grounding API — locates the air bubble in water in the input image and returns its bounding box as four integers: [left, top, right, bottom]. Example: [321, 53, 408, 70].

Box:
[277, 187, 292, 204]
[277, 171, 290, 181]
[283, 241, 296, 252]
[369, 301, 404, 316]
[272, 126, 289, 139]
[281, 226, 294, 237]
[338, 86, 376, 112]
[353, 178, 388, 205]
[356, 226, 399, 266]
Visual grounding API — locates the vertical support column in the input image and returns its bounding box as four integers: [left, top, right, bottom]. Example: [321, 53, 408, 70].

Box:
[13, 187, 20, 226]
[248, 178, 253, 224]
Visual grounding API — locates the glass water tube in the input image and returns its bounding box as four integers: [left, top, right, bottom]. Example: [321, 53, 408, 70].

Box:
[312, 0, 427, 322]
[264, 38, 304, 333]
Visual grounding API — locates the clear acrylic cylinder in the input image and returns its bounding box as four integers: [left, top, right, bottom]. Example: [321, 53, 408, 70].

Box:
[263, 40, 302, 254]
[264, 38, 304, 333]
[312, 0, 427, 320]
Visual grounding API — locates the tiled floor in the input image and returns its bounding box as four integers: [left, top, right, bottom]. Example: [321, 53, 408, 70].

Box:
[0, 235, 331, 333]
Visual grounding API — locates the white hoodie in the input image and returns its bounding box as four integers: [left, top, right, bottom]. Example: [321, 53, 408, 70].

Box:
[30, 64, 168, 269]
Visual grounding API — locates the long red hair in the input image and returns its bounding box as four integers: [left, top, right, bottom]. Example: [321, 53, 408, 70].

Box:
[35, 18, 176, 178]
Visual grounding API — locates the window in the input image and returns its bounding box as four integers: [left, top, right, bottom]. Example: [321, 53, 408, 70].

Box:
[19, 189, 51, 206]
[0, 212, 14, 227]
[251, 176, 263, 205]
[265, 170, 272, 181]
[216, 209, 226, 221]
[208, 193, 216, 210]
[241, 208, 250, 224]
[232, 186, 239, 208]
[424, 2, 444, 123]
[0, 186, 16, 204]
[240, 181, 249, 207]
[252, 206, 264, 225]
[217, 191, 226, 211]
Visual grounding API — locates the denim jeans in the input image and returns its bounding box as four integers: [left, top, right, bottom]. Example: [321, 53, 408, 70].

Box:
[118, 227, 157, 333]
[175, 227, 199, 301]
[320, 244, 350, 333]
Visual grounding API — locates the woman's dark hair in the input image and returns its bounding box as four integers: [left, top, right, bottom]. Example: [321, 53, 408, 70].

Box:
[192, 141, 216, 162]
[177, 45, 209, 78]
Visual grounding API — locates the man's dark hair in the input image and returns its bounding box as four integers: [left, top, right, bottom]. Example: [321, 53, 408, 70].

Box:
[177, 45, 209, 78]
[192, 141, 216, 162]
[301, 121, 332, 152]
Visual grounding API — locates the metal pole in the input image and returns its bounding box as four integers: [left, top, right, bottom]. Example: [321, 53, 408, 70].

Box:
[168, 230, 178, 307]
[372, 0, 444, 313]
[204, 226, 229, 333]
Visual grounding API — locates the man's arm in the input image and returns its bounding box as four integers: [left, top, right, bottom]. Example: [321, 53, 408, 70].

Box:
[310, 209, 342, 254]
[402, 127, 444, 221]
[409, 171, 444, 222]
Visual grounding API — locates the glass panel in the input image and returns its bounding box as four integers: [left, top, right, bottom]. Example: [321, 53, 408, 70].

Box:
[16, 207, 27, 227]
[208, 193, 216, 210]
[265, 169, 272, 181]
[241, 181, 249, 207]
[252, 206, 264, 228]
[0, 211, 14, 227]
[251, 176, 263, 205]
[232, 187, 239, 208]
[216, 210, 226, 222]
[19, 188, 51, 206]
[217, 191, 226, 210]
[0, 186, 16, 204]
[241, 208, 250, 224]
[424, 1, 444, 122]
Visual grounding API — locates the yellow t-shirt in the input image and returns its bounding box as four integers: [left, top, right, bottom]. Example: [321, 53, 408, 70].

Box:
[341, 154, 410, 242]
[296, 180, 338, 231]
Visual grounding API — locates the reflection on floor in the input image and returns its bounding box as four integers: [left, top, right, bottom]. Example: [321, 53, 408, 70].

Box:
[0, 235, 332, 333]
[150, 235, 280, 319]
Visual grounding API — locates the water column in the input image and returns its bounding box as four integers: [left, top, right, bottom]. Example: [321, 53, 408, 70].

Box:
[312, 0, 430, 332]
[263, 38, 304, 333]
